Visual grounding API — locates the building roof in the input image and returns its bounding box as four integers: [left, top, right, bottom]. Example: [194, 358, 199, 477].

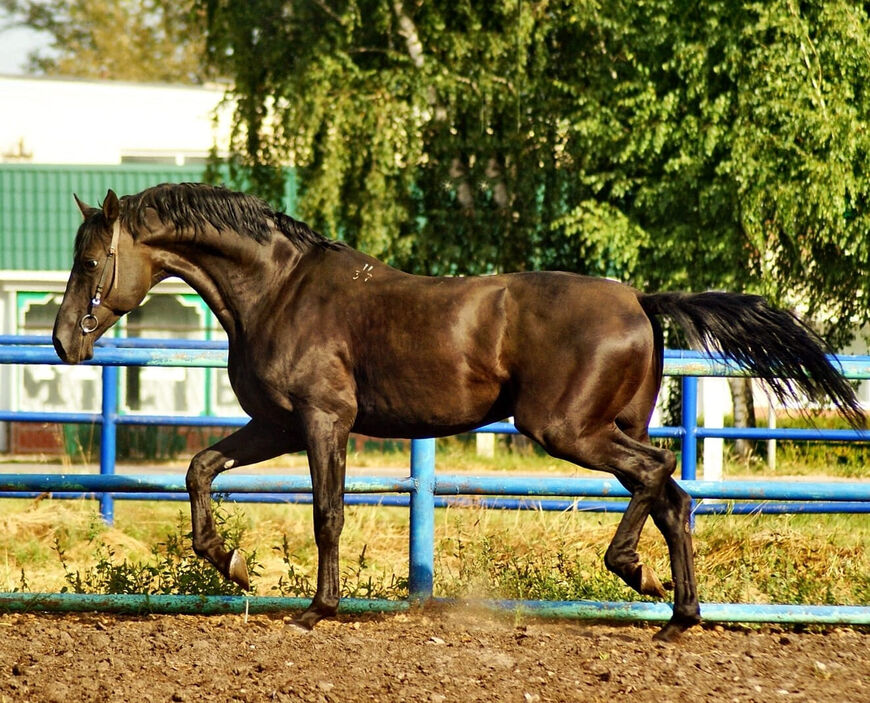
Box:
[0, 163, 296, 271]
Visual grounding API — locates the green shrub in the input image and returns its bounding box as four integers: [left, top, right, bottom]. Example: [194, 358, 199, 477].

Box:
[55, 502, 260, 596]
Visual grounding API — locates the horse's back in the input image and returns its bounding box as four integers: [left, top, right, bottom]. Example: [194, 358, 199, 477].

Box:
[340, 262, 657, 437]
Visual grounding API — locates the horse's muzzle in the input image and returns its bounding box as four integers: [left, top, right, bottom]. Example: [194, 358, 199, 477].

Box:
[52, 324, 93, 365]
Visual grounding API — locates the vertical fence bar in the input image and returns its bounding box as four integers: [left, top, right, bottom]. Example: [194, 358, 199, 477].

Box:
[408, 437, 436, 600]
[680, 376, 698, 481]
[99, 365, 119, 524]
[681, 376, 699, 529]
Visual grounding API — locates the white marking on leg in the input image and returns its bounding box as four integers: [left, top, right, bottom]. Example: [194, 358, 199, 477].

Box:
[224, 459, 235, 470]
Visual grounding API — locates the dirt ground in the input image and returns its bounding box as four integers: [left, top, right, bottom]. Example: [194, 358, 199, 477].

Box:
[0, 606, 866, 703]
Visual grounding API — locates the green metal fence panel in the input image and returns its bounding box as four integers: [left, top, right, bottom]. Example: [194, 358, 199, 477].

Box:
[0, 164, 297, 271]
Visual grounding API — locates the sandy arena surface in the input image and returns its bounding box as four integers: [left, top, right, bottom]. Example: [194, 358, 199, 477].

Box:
[0, 605, 866, 702]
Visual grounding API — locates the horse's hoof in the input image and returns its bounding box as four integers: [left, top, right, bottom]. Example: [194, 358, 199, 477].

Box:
[293, 610, 321, 631]
[652, 612, 702, 643]
[227, 550, 250, 590]
[636, 564, 668, 599]
[293, 600, 337, 631]
[284, 618, 314, 633]
[652, 622, 684, 643]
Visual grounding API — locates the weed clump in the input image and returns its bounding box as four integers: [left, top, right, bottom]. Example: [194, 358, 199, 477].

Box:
[271, 536, 408, 600]
[55, 502, 259, 596]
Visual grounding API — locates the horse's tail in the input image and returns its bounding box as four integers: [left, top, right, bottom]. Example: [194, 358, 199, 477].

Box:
[639, 291, 865, 428]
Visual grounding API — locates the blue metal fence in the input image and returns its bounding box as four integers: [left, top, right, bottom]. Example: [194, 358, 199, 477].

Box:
[1, 336, 869, 625]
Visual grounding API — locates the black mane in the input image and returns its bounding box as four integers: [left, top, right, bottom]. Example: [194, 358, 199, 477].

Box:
[122, 182, 338, 249]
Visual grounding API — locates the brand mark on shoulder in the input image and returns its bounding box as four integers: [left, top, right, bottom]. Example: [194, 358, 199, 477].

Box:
[352, 263, 374, 282]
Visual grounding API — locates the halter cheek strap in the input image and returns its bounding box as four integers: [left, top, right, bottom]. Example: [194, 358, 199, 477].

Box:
[80, 219, 121, 334]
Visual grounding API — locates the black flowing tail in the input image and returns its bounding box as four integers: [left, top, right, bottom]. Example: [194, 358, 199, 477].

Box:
[640, 291, 865, 429]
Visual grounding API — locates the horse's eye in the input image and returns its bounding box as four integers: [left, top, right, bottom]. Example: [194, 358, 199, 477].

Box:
[84, 259, 99, 271]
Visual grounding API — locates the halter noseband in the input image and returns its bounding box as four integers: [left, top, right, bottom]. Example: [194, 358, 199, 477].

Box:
[80, 219, 121, 334]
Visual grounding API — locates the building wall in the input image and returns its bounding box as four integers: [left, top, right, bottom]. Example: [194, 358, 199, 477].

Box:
[1, 163, 211, 270]
[0, 75, 232, 165]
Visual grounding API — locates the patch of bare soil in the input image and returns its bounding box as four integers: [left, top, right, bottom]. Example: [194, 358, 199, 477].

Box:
[0, 606, 866, 702]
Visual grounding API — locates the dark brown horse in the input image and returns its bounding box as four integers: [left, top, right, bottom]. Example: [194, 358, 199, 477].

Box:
[52, 184, 863, 641]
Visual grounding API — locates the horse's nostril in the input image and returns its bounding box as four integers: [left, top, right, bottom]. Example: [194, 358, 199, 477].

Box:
[52, 324, 87, 365]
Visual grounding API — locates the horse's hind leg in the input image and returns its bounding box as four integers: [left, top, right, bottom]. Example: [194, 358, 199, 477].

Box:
[186, 420, 299, 589]
[532, 423, 700, 640]
[603, 437, 701, 640]
[605, 472, 671, 600]
[649, 478, 699, 641]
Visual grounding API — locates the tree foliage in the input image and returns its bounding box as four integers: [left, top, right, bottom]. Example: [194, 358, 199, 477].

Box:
[1, 0, 210, 83]
[29, 1, 865, 342]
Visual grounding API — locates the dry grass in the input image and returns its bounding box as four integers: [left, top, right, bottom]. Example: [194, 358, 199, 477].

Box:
[0, 494, 865, 608]
[0, 498, 152, 591]
[0, 437, 867, 604]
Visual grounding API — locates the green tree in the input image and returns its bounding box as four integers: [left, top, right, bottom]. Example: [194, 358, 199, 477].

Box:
[1, 0, 210, 83]
[555, 2, 870, 346]
[204, 1, 869, 342]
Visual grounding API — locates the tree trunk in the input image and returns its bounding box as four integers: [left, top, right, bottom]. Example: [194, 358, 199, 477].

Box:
[728, 377, 756, 459]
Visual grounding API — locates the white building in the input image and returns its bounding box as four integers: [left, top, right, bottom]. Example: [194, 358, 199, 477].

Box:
[1, 74, 233, 165]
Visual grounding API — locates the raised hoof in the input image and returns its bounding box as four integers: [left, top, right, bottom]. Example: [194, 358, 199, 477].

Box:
[227, 549, 250, 591]
[634, 563, 668, 599]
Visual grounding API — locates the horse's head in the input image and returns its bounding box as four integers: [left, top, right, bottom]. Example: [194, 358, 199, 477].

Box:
[53, 190, 155, 364]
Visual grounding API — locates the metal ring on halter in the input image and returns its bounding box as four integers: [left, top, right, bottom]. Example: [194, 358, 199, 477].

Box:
[80, 314, 99, 334]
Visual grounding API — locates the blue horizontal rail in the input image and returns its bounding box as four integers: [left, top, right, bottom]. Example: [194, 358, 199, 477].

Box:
[0, 473, 415, 494]
[1, 336, 868, 626]
[0, 592, 864, 625]
[1, 490, 868, 514]
[0, 473, 866, 502]
[0, 344, 228, 367]
[696, 426, 870, 441]
[663, 348, 870, 379]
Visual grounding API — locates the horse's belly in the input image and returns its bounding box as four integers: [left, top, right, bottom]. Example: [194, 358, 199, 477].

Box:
[352, 375, 510, 439]
[351, 410, 507, 440]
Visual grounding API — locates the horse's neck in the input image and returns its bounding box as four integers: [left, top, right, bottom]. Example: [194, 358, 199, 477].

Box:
[150, 226, 303, 343]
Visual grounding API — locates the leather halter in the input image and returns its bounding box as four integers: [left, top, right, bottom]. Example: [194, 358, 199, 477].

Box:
[80, 219, 121, 334]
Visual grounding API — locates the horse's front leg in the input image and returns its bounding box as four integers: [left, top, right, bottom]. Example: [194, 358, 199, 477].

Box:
[294, 408, 351, 630]
[186, 419, 299, 589]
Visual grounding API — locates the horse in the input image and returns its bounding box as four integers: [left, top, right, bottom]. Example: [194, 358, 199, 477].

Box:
[52, 183, 864, 641]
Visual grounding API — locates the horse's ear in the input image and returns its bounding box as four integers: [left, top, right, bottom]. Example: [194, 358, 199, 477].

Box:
[102, 189, 120, 224]
[73, 193, 93, 220]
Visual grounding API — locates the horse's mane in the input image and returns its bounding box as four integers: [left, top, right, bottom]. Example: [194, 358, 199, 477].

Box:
[121, 182, 339, 250]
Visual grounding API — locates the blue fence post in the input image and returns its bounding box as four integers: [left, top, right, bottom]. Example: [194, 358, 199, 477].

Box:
[408, 437, 436, 600]
[99, 365, 119, 524]
[681, 376, 699, 528]
[680, 376, 699, 481]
